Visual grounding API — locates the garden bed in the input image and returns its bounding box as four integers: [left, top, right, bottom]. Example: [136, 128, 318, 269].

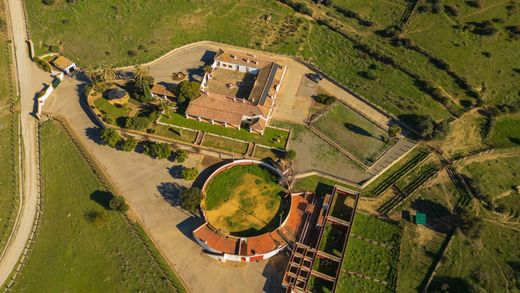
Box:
[318, 223, 348, 257]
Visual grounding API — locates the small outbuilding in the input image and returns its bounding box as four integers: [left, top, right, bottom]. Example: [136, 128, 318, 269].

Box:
[151, 83, 176, 100]
[104, 87, 129, 105]
[52, 55, 77, 74]
[414, 212, 427, 225]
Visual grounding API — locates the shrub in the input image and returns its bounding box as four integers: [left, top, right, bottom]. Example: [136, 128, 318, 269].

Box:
[124, 116, 150, 130]
[109, 195, 129, 212]
[456, 208, 484, 239]
[175, 149, 188, 163]
[179, 187, 202, 213]
[42, 0, 55, 5]
[313, 94, 336, 105]
[127, 50, 137, 57]
[466, 0, 483, 8]
[182, 167, 199, 181]
[358, 70, 377, 80]
[84, 209, 108, 227]
[282, 149, 297, 161]
[100, 128, 121, 148]
[120, 137, 137, 152]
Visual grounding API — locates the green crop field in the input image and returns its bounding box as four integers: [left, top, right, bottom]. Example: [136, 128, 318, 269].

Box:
[12, 120, 185, 292]
[312, 103, 391, 164]
[351, 213, 401, 246]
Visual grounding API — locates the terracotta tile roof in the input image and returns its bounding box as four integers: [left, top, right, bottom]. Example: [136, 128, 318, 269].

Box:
[193, 224, 238, 254]
[247, 234, 278, 255]
[215, 49, 273, 69]
[52, 55, 75, 71]
[186, 92, 262, 126]
[151, 83, 175, 97]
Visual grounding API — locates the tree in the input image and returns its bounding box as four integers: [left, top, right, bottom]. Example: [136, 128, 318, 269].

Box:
[203, 65, 213, 75]
[124, 116, 150, 130]
[179, 187, 202, 213]
[182, 167, 199, 181]
[144, 142, 171, 159]
[98, 61, 116, 82]
[134, 65, 150, 83]
[175, 149, 188, 163]
[388, 124, 401, 138]
[109, 195, 129, 212]
[177, 81, 200, 104]
[120, 137, 137, 152]
[313, 94, 336, 105]
[432, 120, 450, 139]
[100, 128, 121, 148]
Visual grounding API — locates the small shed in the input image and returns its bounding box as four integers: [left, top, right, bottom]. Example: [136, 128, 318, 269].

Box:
[104, 87, 129, 105]
[52, 55, 77, 74]
[414, 212, 427, 225]
[151, 83, 176, 100]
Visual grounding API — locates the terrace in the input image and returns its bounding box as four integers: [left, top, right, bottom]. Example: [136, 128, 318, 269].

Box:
[207, 69, 256, 99]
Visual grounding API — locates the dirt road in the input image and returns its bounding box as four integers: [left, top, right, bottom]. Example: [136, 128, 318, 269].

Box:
[0, 0, 50, 286]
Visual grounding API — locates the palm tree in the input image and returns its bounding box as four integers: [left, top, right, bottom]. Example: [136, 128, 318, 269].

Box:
[134, 65, 150, 83]
[98, 61, 116, 82]
[84, 66, 97, 83]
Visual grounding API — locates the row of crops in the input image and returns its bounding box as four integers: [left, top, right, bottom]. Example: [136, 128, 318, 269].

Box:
[364, 148, 430, 197]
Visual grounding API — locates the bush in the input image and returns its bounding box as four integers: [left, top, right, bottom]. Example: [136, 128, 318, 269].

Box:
[175, 149, 188, 163]
[100, 128, 121, 148]
[313, 94, 336, 105]
[179, 187, 202, 213]
[444, 4, 460, 16]
[42, 0, 55, 5]
[177, 80, 201, 104]
[124, 116, 150, 130]
[182, 167, 199, 181]
[282, 149, 297, 161]
[84, 209, 108, 227]
[358, 70, 377, 80]
[109, 195, 129, 212]
[120, 137, 137, 152]
[456, 208, 484, 239]
[143, 142, 171, 160]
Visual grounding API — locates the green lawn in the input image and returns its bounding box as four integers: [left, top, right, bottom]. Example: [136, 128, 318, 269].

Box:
[336, 274, 393, 293]
[462, 155, 520, 200]
[160, 112, 289, 149]
[351, 213, 401, 246]
[201, 134, 249, 155]
[0, 1, 19, 258]
[154, 124, 197, 144]
[12, 120, 185, 292]
[313, 103, 391, 164]
[93, 97, 131, 126]
[204, 164, 280, 210]
[0, 115, 19, 253]
[342, 237, 399, 283]
[488, 113, 520, 148]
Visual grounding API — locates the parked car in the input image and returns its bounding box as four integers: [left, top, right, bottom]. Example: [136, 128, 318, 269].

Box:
[306, 72, 324, 83]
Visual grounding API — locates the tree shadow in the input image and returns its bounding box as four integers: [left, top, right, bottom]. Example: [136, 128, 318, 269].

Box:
[410, 198, 455, 233]
[168, 165, 184, 179]
[186, 67, 204, 82]
[508, 136, 520, 145]
[427, 276, 475, 293]
[90, 190, 114, 210]
[76, 82, 104, 128]
[157, 182, 185, 206]
[85, 127, 104, 145]
[344, 122, 374, 138]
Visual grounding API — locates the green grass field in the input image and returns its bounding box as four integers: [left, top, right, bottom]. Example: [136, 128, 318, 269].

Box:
[201, 134, 249, 155]
[0, 1, 19, 257]
[93, 96, 131, 126]
[337, 274, 393, 293]
[462, 155, 520, 200]
[313, 103, 391, 164]
[488, 113, 520, 148]
[154, 124, 198, 144]
[12, 120, 185, 292]
[160, 113, 289, 149]
[351, 213, 401, 246]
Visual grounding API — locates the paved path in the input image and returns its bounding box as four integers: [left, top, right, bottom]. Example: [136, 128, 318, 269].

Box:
[0, 0, 50, 286]
[44, 78, 286, 292]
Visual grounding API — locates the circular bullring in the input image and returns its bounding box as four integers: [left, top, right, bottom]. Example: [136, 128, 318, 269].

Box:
[201, 160, 290, 237]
